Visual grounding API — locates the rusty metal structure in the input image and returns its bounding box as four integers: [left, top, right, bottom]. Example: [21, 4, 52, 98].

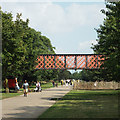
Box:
[36, 54, 105, 70]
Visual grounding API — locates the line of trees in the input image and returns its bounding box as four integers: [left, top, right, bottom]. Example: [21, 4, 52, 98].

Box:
[69, 70, 101, 82]
[1, 10, 60, 84]
[1, 10, 75, 85]
[91, 1, 120, 82]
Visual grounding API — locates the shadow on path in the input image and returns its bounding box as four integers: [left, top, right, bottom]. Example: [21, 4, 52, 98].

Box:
[2, 106, 49, 119]
[2, 85, 72, 119]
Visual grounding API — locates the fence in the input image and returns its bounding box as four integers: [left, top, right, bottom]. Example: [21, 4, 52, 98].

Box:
[73, 81, 120, 90]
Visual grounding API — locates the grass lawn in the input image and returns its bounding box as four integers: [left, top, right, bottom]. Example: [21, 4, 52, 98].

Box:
[38, 89, 120, 118]
[41, 82, 61, 90]
[29, 82, 54, 90]
[1, 92, 24, 99]
[1, 82, 60, 100]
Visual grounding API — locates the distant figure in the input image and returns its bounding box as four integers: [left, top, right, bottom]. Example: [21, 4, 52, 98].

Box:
[55, 83, 58, 87]
[94, 82, 97, 87]
[61, 80, 63, 86]
[22, 80, 29, 97]
[70, 80, 72, 85]
[52, 81, 55, 87]
[34, 81, 42, 92]
[15, 82, 20, 91]
[67, 79, 70, 85]
[66, 80, 68, 86]
[15, 78, 20, 91]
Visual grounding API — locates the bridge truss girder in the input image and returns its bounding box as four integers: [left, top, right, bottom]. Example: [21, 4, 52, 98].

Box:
[36, 54, 105, 70]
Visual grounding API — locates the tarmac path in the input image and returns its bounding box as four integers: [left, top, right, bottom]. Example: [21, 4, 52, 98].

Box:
[1, 85, 72, 120]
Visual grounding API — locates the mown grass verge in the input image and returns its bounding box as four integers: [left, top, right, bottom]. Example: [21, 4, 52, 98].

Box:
[38, 89, 120, 119]
[1, 92, 24, 99]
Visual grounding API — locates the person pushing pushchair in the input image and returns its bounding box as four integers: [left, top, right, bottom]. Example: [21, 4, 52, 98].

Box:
[34, 81, 42, 92]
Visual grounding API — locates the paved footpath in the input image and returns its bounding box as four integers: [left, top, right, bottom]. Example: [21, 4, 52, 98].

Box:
[1, 85, 72, 119]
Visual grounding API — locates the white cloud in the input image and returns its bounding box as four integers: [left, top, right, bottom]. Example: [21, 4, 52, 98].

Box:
[35, 3, 105, 33]
[1, 2, 105, 34]
[1, 2, 105, 54]
[78, 40, 97, 53]
[54, 39, 98, 54]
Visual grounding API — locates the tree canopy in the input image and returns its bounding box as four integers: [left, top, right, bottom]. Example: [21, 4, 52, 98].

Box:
[70, 1, 120, 82]
[2, 11, 57, 83]
[91, 1, 120, 82]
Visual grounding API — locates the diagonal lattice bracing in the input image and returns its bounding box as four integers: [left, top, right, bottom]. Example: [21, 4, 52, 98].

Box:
[36, 54, 105, 70]
[87, 55, 98, 69]
[77, 56, 86, 69]
[66, 56, 76, 69]
[55, 55, 65, 69]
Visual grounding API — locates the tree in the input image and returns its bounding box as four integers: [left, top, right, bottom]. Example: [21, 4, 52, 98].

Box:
[2, 12, 27, 79]
[2, 11, 56, 84]
[92, 1, 120, 82]
[58, 70, 71, 80]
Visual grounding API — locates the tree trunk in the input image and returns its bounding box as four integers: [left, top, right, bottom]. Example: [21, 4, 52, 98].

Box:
[5, 78, 9, 93]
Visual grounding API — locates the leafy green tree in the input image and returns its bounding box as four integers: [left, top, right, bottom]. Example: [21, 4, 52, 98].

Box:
[92, 1, 120, 82]
[2, 11, 56, 84]
[2, 12, 27, 79]
[79, 70, 102, 82]
[58, 70, 71, 80]
[70, 71, 80, 80]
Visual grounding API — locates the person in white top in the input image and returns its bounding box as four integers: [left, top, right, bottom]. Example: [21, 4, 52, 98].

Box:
[22, 80, 29, 97]
[34, 81, 42, 92]
[15, 78, 20, 91]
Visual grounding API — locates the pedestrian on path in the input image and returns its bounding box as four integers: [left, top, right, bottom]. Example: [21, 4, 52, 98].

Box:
[22, 80, 29, 97]
[55, 82, 58, 87]
[34, 81, 42, 92]
[52, 81, 55, 87]
[61, 80, 63, 86]
[15, 78, 20, 92]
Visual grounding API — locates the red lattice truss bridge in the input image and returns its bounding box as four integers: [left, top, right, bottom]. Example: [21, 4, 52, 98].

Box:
[36, 54, 105, 70]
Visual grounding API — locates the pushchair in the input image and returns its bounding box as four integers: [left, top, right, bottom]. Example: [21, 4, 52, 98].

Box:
[34, 86, 42, 92]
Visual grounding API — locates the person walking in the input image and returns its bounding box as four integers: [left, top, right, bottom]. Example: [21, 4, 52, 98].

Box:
[52, 81, 55, 87]
[15, 78, 20, 92]
[61, 80, 63, 86]
[22, 80, 29, 97]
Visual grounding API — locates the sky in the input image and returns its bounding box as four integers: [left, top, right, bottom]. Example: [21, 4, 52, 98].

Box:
[0, 0, 106, 72]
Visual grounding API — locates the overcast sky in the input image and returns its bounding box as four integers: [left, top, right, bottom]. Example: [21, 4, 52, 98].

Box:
[1, 0, 106, 72]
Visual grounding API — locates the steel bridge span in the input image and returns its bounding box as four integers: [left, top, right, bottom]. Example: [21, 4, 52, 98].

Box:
[36, 54, 105, 70]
